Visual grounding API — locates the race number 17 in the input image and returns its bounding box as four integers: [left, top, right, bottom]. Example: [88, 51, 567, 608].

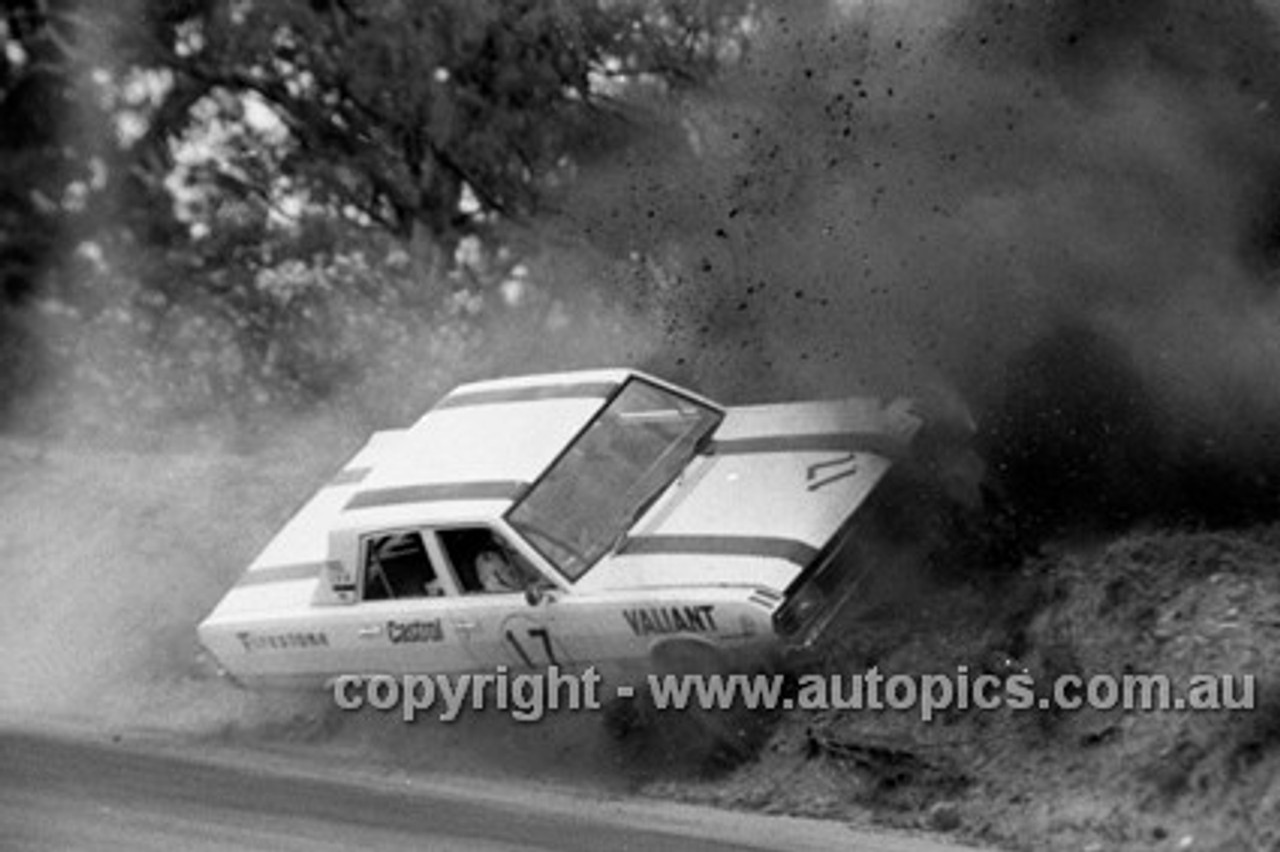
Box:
[505, 626, 557, 666]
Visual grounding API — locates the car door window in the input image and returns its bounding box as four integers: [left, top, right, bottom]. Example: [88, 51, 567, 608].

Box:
[437, 527, 542, 595]
[361, 531, 445, 600]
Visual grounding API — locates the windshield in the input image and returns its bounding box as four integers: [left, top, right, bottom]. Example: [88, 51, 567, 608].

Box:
[507, 378, 721, 581]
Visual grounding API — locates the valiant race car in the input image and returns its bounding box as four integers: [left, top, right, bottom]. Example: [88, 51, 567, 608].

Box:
[199, 369, 976, 691]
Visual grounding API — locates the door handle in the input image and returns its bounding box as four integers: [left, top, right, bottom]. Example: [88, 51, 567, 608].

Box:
[357, 625, 382, 639]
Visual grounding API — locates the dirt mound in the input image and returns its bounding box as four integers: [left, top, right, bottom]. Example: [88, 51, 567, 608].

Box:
[653, 526, 1280, 850]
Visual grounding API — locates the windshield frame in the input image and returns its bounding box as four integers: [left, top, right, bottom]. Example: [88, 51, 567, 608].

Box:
[504, 376, 723, 583]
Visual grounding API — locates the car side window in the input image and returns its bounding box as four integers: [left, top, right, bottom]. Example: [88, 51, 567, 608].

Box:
[361, 531, 445, 601]
[437, 528, 540, 595]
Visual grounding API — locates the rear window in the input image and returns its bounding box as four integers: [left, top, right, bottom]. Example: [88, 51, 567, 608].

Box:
[361, 531, 443, 600]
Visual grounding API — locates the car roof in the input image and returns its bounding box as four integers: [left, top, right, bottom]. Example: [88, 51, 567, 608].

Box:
[335, 368, 638, 530]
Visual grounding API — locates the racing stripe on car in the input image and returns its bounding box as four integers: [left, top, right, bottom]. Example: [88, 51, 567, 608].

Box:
[434, 380, 618, 410]
[707, 431, 908, 458]
[327, 466, 372, 487]
[618, 534, 819, 567]
[345, 480, 528, 511]
[749, 587, 784, 610]
[235, 561, 327, 587]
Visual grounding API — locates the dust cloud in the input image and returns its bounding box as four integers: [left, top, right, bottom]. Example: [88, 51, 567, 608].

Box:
[0, 430, 340, 730]
[570, 0, 1280, 531]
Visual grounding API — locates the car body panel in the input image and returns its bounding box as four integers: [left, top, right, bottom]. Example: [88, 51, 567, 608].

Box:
[365, 397, 605, 497]
[198, 369, 937, 689]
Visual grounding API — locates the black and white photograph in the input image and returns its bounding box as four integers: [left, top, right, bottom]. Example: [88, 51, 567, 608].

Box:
[2, 2, 1278, 850]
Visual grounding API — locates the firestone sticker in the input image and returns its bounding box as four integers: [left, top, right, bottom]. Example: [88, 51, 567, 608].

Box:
[237, 630, 330, 652]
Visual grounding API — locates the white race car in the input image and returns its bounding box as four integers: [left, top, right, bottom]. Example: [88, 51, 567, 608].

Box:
[198, 369, 972, 690]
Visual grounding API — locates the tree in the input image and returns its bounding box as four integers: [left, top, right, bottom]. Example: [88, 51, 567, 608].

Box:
[144, 0, 754, 274]
[0, 0, 758, 430]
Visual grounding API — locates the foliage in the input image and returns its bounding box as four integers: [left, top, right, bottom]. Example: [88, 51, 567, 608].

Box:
[0, 0, 757, 432]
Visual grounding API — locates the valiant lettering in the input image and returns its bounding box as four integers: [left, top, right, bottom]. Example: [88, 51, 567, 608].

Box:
[623, 605, 718, 637]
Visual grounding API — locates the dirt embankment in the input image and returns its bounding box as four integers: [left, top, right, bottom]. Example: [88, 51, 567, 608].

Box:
[2, 438, 1278, 851]
[653, 528, 1280, 851]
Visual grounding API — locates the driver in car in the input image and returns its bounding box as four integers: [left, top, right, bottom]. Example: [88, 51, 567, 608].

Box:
[475, 548, 525, 593]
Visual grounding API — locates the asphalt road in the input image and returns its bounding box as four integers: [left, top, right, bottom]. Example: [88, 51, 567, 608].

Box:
[0, 728, 979, 852]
